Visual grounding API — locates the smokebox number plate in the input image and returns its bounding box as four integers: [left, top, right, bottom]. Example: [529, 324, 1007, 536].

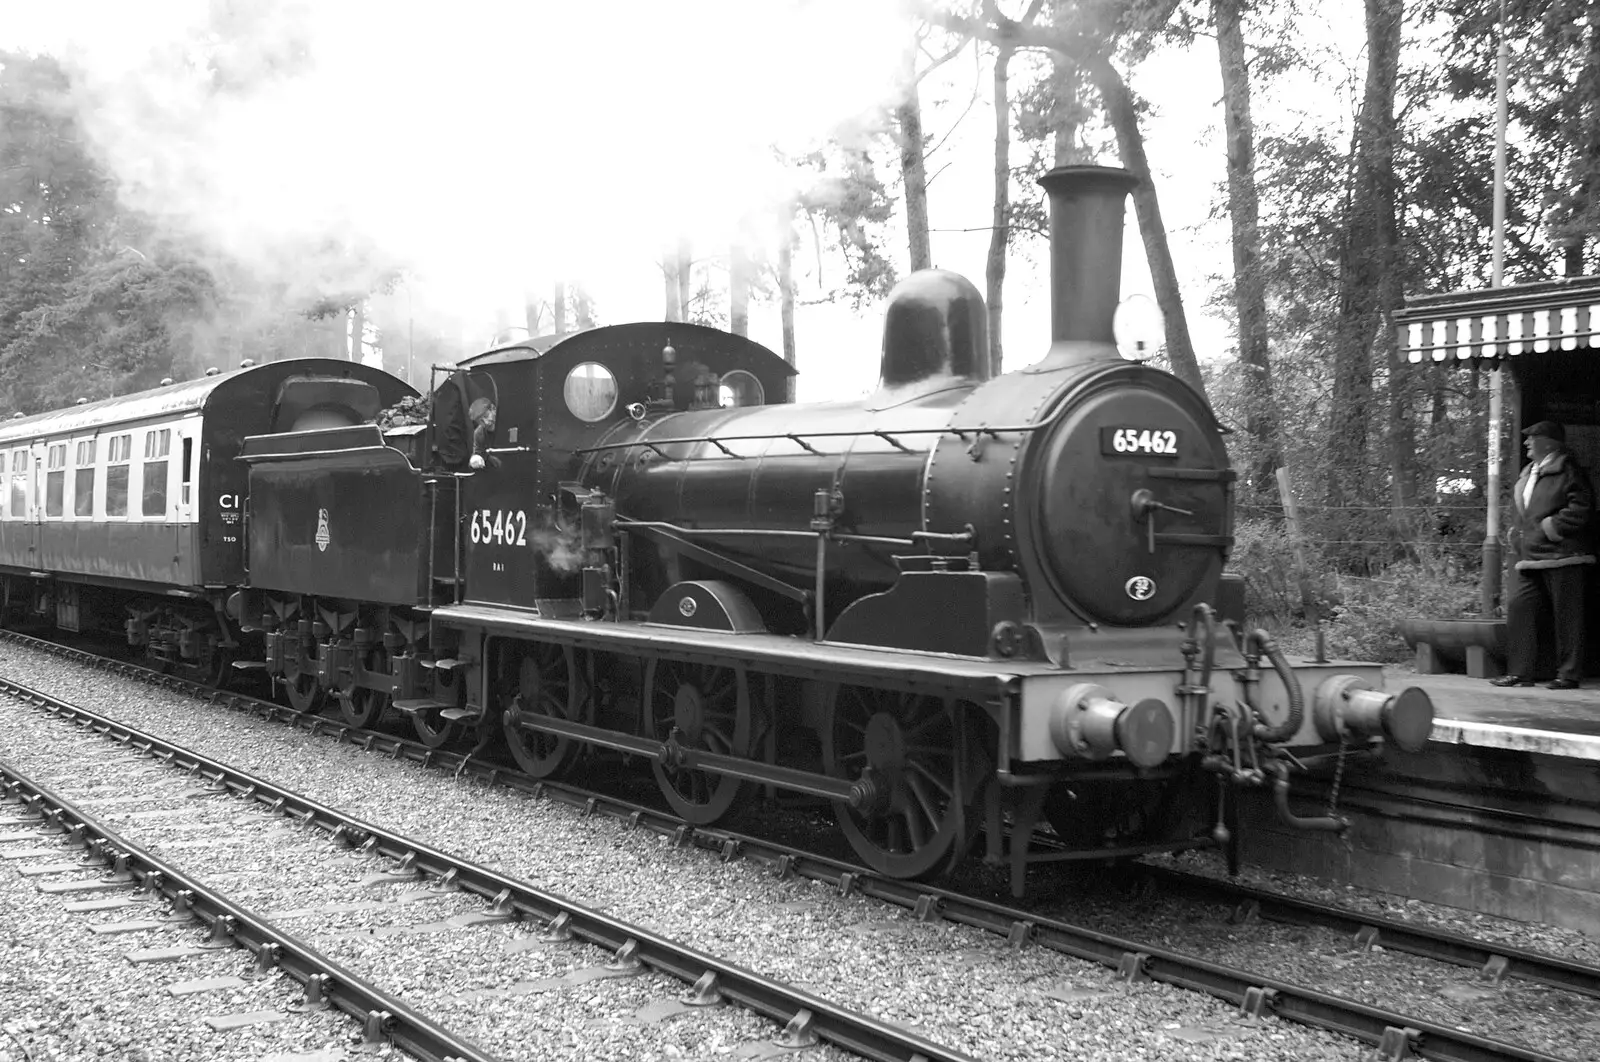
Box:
[1101, 427, 1181, 457]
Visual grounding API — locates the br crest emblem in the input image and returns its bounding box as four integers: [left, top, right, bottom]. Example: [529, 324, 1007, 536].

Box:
[1124, 575, 1156, 601]
[315, 508, 331, 552]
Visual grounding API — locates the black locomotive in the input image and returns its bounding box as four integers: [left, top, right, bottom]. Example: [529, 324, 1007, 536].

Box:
[0, 166, 1435, 893]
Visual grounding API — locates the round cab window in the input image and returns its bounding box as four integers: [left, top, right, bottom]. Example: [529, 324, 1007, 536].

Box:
[565, 362, 618, 422]
[719, 369, 765, 408]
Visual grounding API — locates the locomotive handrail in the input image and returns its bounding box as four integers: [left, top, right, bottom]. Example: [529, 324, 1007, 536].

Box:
[612, 518, 916, 549]
[574, 422, 1045, 456]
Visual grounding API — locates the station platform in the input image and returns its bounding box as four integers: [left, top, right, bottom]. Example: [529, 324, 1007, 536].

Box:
[1390, 668, 1600, 760]
[1237, 666, 1600, 935]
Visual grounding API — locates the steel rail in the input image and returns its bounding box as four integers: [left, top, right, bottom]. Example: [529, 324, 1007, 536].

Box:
[0, 675, 973, 1062]
[2, 632, 1591, 1062]
[0, 760, 498, 1062]
[1138, 865, 1600, 1000]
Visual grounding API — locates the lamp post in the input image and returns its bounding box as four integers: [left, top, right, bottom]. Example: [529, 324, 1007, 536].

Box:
[1482, 0, 1509, 617]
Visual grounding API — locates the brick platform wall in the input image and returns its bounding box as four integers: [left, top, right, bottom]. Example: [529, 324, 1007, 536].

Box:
[1236, 744, 1600, 936]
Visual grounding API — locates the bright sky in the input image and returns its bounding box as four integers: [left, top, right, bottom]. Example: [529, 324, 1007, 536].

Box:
[2, 1, 1366, 401]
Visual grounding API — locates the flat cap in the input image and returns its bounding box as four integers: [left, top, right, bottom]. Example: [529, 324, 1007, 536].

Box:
[1522, 419, 1566, 442]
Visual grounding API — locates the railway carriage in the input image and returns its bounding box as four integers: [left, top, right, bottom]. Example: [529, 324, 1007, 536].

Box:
[0, 360, 414, 681]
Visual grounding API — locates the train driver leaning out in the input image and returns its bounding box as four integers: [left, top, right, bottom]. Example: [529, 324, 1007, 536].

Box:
[1493, 419, 1595, 690]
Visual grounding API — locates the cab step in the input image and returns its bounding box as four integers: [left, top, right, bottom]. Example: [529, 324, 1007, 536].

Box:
[391, 699, 454, 717]
[438, 707, 481, 723]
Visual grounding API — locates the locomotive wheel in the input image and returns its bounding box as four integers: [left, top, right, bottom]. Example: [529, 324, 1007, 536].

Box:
[280, 651, 325, 715]
[823, 687, 985, 880]
[183, 636, 231, 689]
[646, 658, 749, 825]
[338, 648, 390, 730]
[503, 643, 584, 779]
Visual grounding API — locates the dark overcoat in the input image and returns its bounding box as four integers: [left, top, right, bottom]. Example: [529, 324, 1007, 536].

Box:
[1509, 450, 1596, 570]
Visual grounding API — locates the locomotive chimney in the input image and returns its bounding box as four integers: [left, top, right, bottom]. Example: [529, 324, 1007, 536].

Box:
[1038, 165, 1140, 360]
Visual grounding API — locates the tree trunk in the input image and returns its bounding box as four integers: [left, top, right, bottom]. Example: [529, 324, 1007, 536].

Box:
[779, 211, 797, 400]
[896, 66, 933, 272]
[552, 281, 566, 336]
[524, 292, 543, 338]
[1214, 0, 1279, 494]
[1088, 57, 1207, 401]
[1326, 0, 1403, 526]
[1052, 56, 1080, 165]
[662, 245, 681, 322]
[572, 285, 595, 330]
[677, 238, 694, 323]
[348, 301, 365, 362]
[730, 242, 751, 337]
[986, 46, 1013, 377]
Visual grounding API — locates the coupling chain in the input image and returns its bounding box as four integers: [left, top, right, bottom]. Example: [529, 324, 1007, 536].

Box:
[1326, 739, 1349, 817]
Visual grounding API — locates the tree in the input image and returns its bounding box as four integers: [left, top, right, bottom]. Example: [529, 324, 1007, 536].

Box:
[929, 4, 1209, 399]
[987, 41, 1016, 376]
[1325, 0, 1404, 525]
[896, 44, 934, 271]
[1213, 0, 1280, 493]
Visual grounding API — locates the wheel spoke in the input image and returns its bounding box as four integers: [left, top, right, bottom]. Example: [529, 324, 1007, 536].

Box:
[901, 807, 927, 850]
[906, 771, 942, 828]
[909, 759, 955, 802]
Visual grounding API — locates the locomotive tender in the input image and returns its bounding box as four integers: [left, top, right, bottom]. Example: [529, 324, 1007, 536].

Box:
[0, 166, 1435, 893]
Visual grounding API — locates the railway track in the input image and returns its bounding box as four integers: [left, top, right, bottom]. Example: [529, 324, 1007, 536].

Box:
[0, 758, 500, 1062]
[2, 627, 1594, 1062]
[0, 675, 968, 1061]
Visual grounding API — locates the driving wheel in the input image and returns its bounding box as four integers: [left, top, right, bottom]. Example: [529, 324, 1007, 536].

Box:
[503, 642, 586, 778]
[823, 685, 986, 879]
[646, 658, 749, 825]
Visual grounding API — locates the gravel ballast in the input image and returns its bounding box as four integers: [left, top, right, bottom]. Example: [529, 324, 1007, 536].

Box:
[3, 640, 1588, 1060]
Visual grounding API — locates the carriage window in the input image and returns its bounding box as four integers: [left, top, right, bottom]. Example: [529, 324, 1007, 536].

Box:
[74, 439, 96, 517]
[0, 453, 6, 517]
[142, 428, 171, 517]
[7, 451, 23, 518]
[106, 434, 131, 517]
[564, 362, 618, 422]
[181, 437, 193, 506]
[45, 443, 66, 518]
[719, 370, 765, 408]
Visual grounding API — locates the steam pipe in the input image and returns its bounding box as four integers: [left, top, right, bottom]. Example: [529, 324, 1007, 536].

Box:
[1251, 630, 1305, 743]
[1183, 604, 1217, 691]
[1265, 760, 1347, 833]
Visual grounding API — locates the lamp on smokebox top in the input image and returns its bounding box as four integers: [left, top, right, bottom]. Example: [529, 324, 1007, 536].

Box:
[1113, 294, 1163, 363]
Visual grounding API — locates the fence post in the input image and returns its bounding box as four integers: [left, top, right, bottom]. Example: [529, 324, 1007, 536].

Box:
[1275, 467, 1327, 663]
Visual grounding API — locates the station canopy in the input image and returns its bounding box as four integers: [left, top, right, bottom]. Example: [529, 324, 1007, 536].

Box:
[1395, 275, 1600, 364]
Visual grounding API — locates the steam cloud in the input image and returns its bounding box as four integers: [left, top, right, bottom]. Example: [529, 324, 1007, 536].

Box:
[38, 0, 918, 325]
[530, 526, 585, 575]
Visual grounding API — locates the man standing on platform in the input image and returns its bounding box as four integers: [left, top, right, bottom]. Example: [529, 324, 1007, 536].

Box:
[1492, 420, 1595, 690]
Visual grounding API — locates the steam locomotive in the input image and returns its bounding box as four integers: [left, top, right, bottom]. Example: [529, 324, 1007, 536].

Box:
[0, 166, 1435, 893]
